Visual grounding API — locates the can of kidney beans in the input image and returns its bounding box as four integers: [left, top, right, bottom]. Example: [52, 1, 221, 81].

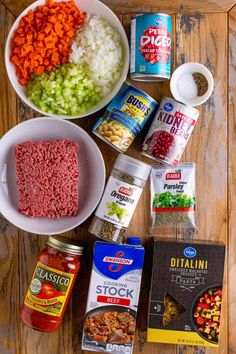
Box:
[141, 97, 200, 166]
[130, 13, 172, 81]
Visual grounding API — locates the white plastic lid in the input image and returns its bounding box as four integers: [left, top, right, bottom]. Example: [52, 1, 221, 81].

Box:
[114, 154, 151, 181]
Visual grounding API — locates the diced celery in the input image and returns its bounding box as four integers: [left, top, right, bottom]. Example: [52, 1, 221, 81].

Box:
[27, 63, 101, 116]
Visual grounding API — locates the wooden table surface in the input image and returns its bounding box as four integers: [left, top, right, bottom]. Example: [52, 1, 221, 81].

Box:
[0, 0, 236, 353]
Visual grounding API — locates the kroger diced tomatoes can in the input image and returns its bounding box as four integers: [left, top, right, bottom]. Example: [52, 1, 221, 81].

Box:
[130, 13, 172, 81]
[93, 82, 158, 153]
[141, 97, 200, 166]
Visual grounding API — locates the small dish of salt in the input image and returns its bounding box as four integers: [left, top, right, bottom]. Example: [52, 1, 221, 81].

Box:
[170, 62, 214, 107]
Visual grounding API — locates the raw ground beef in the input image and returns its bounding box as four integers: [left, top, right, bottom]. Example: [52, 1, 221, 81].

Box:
[15, 140, 79, 218]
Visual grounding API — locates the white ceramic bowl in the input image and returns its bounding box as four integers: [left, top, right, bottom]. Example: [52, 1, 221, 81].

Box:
[0, 118, 106, 234]
[170, 62, 214, 106]
[5, 0, 129, 119]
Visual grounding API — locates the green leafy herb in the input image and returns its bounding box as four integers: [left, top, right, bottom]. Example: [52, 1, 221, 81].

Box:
[106, 202, 128, 221]
[153, 192, 195, 208]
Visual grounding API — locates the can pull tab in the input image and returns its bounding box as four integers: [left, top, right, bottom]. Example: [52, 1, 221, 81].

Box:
[126, 237, 141, 246]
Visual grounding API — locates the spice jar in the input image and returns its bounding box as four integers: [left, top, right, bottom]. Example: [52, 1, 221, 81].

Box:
[20, 236, 83, 332]
[89, 154, 151, 243]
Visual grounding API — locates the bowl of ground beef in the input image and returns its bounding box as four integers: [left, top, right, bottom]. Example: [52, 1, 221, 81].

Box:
[0, 117, 105, 234]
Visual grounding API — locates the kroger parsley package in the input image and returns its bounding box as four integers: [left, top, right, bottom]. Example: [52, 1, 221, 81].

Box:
[150, 163, 197, 232]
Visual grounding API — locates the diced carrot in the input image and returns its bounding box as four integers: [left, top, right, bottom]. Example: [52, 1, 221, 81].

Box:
[14, 36, 25, 45]
[31, 60, 39, 67]
[61, 56, 68, 64]
[46, 64, 53, 71]
[42, 7, 49, 15]
[10, 0, 87, 84]
[35, 12, 43, 19]
[35, 66, 44, 75]
[54, 22, 63, 36]
[19, 78, 28, 85]
[38, 33, 45, 40]
[11, 55, 21, 66]
[26, 33, 33, 43]
[52, 50, 59, 59]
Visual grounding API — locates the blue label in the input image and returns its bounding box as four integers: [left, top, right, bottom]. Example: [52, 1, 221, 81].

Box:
[93, 83, 157, 140]
[93, 241, 145, 280]
[184, 247, 197, 259]
[131, 14, 172, 77]
[109, 109, 141, 136]
[164, 102, 174, 112]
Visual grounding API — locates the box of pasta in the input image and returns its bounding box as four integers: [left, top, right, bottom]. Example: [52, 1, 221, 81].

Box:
[147, 238, 225, 348]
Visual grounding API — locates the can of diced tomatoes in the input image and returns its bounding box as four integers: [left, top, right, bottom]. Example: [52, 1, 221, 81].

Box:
[93, 81, 158, 153]
[141, 97, 200, 166]
[130, 13, 172, 81]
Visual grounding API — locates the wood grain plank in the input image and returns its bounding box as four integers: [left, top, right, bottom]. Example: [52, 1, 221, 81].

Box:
[176, 12, 228, 354]
[120, 12, 178, 354]
[101, 0, 236, 13]
[0, 2, 231, 354]
[0, 3, 20, 354]
[228, 5, 236, 354]
[1, 0, 236, 17]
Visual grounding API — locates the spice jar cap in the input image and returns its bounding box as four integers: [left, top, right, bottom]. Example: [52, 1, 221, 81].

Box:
[47, 236, 83, 255]
[127, 237, 141, 246]
[114, 154, 151, 181]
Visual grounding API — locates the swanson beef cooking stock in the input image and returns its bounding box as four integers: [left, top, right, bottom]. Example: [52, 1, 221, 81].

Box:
[89, 154, 151, 243]
[82, 237, 145, 354]
[150, 163, 196, 232]
[130, 14, 172, 81]
[93, 82, 158, 153]
[141, 97, 200, 166]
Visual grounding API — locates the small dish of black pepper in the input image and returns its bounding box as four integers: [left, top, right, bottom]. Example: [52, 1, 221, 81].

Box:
[170, 62, 214, 107]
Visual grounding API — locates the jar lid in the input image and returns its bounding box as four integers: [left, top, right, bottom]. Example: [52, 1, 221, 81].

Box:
[114, 154, 151, 181]
[47, 236, 83, 255]
[127, 237, 142, 246]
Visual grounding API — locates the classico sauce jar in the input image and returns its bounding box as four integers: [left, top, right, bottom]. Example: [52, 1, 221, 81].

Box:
[20, 236, 83, 332]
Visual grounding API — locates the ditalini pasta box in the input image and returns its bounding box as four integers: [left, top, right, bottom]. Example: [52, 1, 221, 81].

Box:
[147, 238, 225, 348]
[82, 237, 145, 353]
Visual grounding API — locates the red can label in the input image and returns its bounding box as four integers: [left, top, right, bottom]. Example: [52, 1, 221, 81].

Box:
[140, 25, 171, 64]
[141, 97, 199, 166]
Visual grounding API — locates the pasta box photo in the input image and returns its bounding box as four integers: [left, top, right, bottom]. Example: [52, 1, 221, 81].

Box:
[147, 238, 225, 348]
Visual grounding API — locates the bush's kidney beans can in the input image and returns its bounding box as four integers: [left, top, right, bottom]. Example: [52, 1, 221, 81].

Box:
[130, 13, 172, 81]
[141, 97, 200, 166]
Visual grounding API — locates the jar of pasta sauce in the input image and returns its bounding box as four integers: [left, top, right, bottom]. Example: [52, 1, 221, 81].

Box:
[20, 236, 83, 332]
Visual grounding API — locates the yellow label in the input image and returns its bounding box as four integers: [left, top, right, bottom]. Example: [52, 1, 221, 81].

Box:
[121, 94, 151, 123]
[147, 328, 218, 348]
[24, 262, 74, 317]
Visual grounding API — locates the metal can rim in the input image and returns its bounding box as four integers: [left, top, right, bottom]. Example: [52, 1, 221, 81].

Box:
[132, 13, 172, 19]
[130, 74, 170, 82]
[92, 130, 126, 153]
[125, 81, 158, 105]
[160, 96, 200, 115]
[140, 151, 176, 167]
[47, 236, 83, 255]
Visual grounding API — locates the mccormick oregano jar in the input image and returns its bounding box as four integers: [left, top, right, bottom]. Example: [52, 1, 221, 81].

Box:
[89, 154, 151, 243]
[20, 236, 83, 332]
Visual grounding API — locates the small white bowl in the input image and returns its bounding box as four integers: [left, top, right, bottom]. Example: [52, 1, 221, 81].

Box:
[0, 118, 106, 235]
[170, 62, 214, 106]
[5, 0, 129, 119]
